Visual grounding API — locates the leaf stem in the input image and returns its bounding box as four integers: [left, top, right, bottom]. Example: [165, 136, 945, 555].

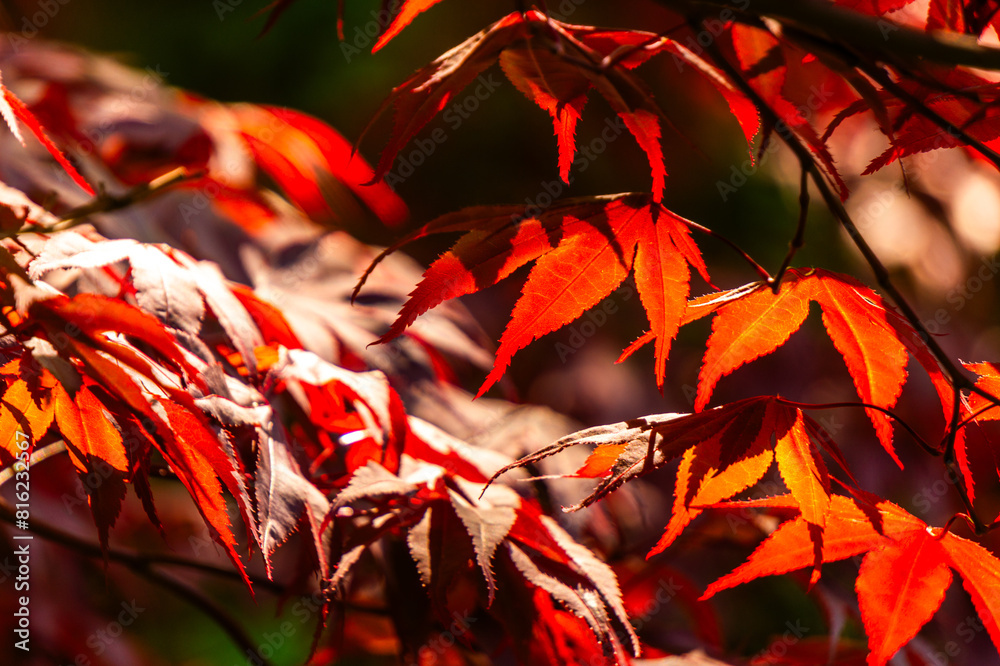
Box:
[773, 398, 935, 455]
[682, 217, 772, 281]
[694, 19, 995, 531]
[2, 167, 201, 240]
[0, 441, 65, 487]
[769, 167, 808, 293]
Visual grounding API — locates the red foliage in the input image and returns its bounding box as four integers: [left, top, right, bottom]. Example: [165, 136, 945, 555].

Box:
[3, 2, 1000, 665]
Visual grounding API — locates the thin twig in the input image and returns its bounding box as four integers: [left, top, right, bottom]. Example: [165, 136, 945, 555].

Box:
[0, 441, 65, 487]
[0, 497, 280, 593]
[682, 218, 772, 281]
[0, 496, 280, 661]
[773, 398, 935, 455]
[770, 166, 809, 292]
[0, 496, 392, 618]
[659, 0, 1000, 70]
[850, 60, 1000, 172]
[695, 20, 993, 530]
[4, 167, 201, 240]
[139, 565, 275, 665]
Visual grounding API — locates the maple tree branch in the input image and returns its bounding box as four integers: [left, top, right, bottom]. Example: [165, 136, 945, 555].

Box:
[138, 565, 276, 666]
[693, 19, 1000, 535]
[693, 20, 974, 394]
[773, 398, 935, 455]
[0, 490, 392, 619]
[4, 167, 202, 239]
[0, 497, 280, 591]
[0, 441, 65, 486]
[682, 218, 772, 281]
[770, 166, 809, 293]
[662, 0, 1000, 71]
[0, 497, 280, 663]
[691, 20, 999, 534]
[865, 64, 1000, 170]
[940, 388, 988, 533]
[781, 24, 1000, 172]
[956, 402, 1000, 430]
[934, 512, 995, 538]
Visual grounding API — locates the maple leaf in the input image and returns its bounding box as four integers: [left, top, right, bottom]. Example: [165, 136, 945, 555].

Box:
[356, 193, 709, 394]
[953, 361, 1000, 504]
[30, 235, 208, 336]
[198, 394, 332, 578]
[268, 347, 410, 480]
[240, 231, 492, 381]
[926, 0, 966, 31]
[0, 71, 94, 196]
[0, 264, 257, 580]
[488, 396, 839, 562]
[673, 268, 946, 464]
[372, 0, 447, 52]
[231, 104, 408, 227]
[702, 494, 1000, 666]
[729, 24, 847, 199]
[825, 70, 1000, 174]
[330, 459, 639, 664]
[0, 346, 132, 552]
[362, 10, 762, 201]
[964, 362, 1000, 422]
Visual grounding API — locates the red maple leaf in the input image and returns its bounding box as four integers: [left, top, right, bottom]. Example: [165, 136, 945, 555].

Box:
[362, 10, 761, 201]
[356, 193, 709, 394]
[668, 268, 950, 464]
[0, 73, 94, 196]
[703, 494, 1000, 666]
[488, 396, 845, 564]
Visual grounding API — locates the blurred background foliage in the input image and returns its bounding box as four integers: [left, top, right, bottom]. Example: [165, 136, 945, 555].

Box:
[5, 0, 1000, 664]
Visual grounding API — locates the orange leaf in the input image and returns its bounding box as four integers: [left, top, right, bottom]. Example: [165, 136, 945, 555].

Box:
[0, 356, 55, 458]
[574, 442, 628, 478]
[649, 414, 774, 557]
[704, 495, 1000, 665]
[359, 193, 707, 395]
[693, 273, 812, 412]
[773, 407, 830, 530]
[363, 12, 680, 199]
[53, 382, 127, 473]
[687, 269, 922, 463]
[233, 104, 408, 226]
[856, 532, 952, 666]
